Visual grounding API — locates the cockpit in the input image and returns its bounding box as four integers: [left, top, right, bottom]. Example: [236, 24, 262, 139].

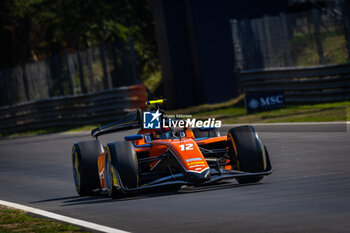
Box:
[141, 127, 187, 142]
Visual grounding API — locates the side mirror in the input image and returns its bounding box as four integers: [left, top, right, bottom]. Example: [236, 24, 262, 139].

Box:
[125, 134, 143, 141]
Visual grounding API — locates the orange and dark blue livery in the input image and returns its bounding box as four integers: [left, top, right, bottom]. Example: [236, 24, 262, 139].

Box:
[72, 99, 272, 198]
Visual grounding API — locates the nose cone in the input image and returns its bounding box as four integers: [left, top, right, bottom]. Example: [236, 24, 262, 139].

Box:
[187, 169, 210, 183]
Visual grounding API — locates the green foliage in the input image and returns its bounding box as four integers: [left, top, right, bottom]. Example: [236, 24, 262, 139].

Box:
[322, 33, 348, 64]
[290, 32, 319, 66]
[290, 31, 348, 66]
[0, 0, 159, 80]
[144, 71, 162, 93]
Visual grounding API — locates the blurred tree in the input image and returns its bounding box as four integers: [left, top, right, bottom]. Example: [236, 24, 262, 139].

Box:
[0, 0, 159, 80]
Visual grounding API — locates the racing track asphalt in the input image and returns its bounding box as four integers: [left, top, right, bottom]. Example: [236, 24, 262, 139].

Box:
[0, 123, 350, 233]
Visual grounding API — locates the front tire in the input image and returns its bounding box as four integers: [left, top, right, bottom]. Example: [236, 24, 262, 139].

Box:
[105, 141, 139, 198]
[227, 125, 267, 184]
[72, 141, 102, 196]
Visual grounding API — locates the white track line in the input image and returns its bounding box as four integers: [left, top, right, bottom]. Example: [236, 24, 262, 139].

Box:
[0, 200, 129, 233]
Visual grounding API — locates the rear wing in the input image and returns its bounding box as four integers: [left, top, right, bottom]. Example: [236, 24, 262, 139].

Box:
[91, 110, 141, 139]
[91, 99, 168, 138]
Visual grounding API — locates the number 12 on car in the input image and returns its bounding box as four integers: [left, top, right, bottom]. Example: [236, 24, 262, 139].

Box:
[179, 143, 194, 151]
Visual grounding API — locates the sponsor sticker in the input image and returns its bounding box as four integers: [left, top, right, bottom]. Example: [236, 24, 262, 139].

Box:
[187, 161, 205, 167]
[185, 158, 202, 162]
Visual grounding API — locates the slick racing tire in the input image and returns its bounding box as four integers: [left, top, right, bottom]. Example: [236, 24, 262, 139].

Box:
[192, 127, 220, 138]
[106, 141, 139, 198]
[72, 140, 103, 196]
[227, 125, 267, 184]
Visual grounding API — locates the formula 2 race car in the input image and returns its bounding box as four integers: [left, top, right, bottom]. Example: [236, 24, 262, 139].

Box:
[72, 99, 272, 197]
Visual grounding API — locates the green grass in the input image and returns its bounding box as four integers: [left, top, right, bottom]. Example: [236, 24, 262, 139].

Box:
[0, 207, 89, 233]
[1, 99, 349, 138]
[0, 125, 97, 138]
[171, 99, 350, 124]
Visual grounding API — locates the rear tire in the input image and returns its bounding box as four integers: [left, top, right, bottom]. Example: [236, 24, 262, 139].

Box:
[105, 141, 139, 198]
[72, 141, 102, 196]
[227, 125, 266, 184]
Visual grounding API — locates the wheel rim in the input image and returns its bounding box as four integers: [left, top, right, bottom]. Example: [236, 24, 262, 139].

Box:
[227, 133, 239, 169]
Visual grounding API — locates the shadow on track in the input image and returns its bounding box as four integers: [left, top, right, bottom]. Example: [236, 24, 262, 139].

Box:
[30, 180, 263, 207]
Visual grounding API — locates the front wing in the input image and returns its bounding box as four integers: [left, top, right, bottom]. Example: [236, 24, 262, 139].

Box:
[110, 147, 273, 193]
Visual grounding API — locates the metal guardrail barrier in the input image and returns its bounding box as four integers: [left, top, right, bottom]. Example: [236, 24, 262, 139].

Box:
[239, 63, 350, 103]
[0, 84, 146, 134]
